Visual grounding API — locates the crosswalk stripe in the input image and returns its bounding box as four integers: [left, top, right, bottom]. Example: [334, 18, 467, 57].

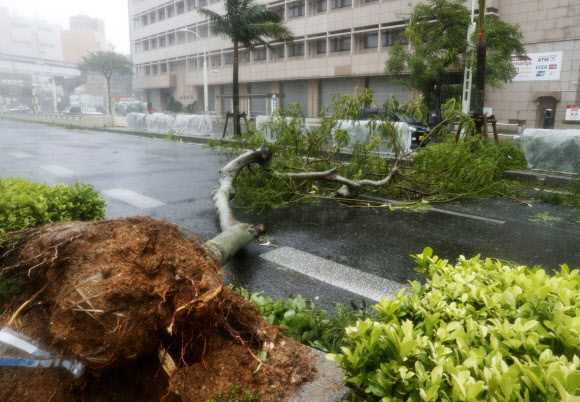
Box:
[9, 152, 32, 159]
[102, 188, 166, 209]
[260, 246, 406, 302]
[41, 165, 74, 176]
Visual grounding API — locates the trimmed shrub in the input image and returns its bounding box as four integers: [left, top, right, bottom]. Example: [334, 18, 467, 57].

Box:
[0, 177, 106, 235]
[328, 248, 580, 401]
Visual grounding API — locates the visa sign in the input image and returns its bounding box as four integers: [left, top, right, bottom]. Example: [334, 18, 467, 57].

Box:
[511, 51, 563, 81]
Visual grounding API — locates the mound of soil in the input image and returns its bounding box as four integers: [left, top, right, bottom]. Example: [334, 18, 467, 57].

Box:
[0, 217, 317, 401]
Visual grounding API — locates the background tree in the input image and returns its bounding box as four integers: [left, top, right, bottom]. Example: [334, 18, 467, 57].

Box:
[199, 0, 293, 136]
[384, 0, 524, 122]
[79, 51, 132, 115]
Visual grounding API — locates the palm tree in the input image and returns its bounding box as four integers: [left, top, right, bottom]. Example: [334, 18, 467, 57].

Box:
[198, 0, 293, 135]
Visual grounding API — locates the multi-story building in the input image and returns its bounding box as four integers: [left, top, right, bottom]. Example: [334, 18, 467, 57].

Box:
[0, 7, 63, 61]
[61, 15, 112, 63]
[128, 0, 580, 129]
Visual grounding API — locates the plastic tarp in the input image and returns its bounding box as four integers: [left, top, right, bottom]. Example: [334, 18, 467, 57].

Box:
[332, 120, 412, 154]
[127, 113, 147, 131]
[522, 129, 580, 174]
[173, 115, 212, 136]
[114, 101, 147, 117]
[145, 113, 175, 133]
[255, 115, 317, 142]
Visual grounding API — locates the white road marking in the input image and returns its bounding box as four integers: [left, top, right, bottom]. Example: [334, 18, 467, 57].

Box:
[260, 246, 406, 302]
[429, 208, 506, 224]
[9, 152, 32, 159]
[102, 188, 166, 209]
[364, 195, 506, 225]
[41, 165, 75, 176]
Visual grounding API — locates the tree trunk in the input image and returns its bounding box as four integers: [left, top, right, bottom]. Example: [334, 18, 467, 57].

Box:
[105, 75, 112, 115]
[474, 0, 486, 119]
[206, 146, 272, 265]
[233, 41, 241, 136]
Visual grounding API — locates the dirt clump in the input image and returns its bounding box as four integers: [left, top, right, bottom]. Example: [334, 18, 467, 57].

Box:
[0, 217, 317, 400]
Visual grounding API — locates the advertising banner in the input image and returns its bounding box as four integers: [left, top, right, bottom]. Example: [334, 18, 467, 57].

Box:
[511, 51, 563, 81]
[566, 105, 580, 121]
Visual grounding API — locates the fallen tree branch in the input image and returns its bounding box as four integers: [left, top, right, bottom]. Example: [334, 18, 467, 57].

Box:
[275, 161, 400, 198]
[206, 146, 272, 265]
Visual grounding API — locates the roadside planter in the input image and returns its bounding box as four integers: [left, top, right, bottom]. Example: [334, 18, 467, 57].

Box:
[255, 115, 411, 154]
[126, 112, 212, 136]
[522, 128, 580, 174]
[332, 120, 412, 154]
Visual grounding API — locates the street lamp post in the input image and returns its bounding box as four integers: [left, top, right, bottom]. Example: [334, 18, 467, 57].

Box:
[180, 28, 209, 115]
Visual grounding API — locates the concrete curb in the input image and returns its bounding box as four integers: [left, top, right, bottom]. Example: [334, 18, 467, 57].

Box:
[288, 348, 351, 402]
[505, 170, 579, 189]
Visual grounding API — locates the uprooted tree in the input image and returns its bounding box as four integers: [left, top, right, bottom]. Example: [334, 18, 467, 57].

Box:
[0, 90, 528, 399]
[0, 149, 315, 400]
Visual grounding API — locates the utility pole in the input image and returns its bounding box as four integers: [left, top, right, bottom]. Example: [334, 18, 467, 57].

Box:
[461, 0, 477, 114]
[473, 0, 486, 117]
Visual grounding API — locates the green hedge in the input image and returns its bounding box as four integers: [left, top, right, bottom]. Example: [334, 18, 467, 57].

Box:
[0, 177, 106, 235]
[328, 249, 580, 401]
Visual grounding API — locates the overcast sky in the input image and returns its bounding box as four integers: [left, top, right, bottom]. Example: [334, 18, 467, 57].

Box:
[0, 0, 131, 54]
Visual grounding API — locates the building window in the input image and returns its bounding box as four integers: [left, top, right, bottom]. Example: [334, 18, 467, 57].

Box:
[224, 52, 233, 65]
[187, 0, 195, 10]
[364, 32, 378, 48]
[273, 6, 285, 19]
[141, 14, 148, 26]
[317, 0, 327, 12]
[198, 0, 207, 6]
[332, 0, 351, 9]
[288, 2, 305, 18]
[150, 38, 157, 49]
[158, 8, 165, 20]
[152, 65, 158, 74]
[188, 59, 197, 71]
[382, 29, 408, 47]
[168, 33, 175, 45]
[143, 40, 149, 51]
[161, 63, 168, 73]
[276, 44, 285, 58]
[159, 36, 167, 47]
[149, 11, 156, 23]
[316, 39, 326, 54]
[254, 48, 267, 61]
[366, 0, 378, 2]
[240, 50, 250, 63]
[288, 42, 304, 57]
[177, 1, 185, 14]
[198, 25, 209, 38]
[145, 66, 151, 75]
[211, 55, 221, 66]
[169, 62, 175, 72]
[167, 5, 175, 18]
[331, 35, 350, 52]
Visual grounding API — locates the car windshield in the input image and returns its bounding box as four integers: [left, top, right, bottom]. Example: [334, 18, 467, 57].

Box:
[394, 112, 422, 125]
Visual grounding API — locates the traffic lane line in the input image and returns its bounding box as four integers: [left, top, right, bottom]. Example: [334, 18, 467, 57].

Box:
[102, 188, 166, 209]
[9, 152, 32, 159]
[260, 246, 407, 302]
[41, 165, 75, 176]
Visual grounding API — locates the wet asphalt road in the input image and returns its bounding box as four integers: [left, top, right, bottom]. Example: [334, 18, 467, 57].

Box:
[1, 119, 579, 310]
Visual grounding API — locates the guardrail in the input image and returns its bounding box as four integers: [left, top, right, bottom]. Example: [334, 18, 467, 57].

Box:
[1, 112, 115, 128]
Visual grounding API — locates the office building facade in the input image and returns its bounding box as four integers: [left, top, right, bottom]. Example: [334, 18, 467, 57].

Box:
[129, 0, 580, 129]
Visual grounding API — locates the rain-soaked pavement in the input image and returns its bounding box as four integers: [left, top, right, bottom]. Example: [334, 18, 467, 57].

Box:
[1, 119, 579, 309]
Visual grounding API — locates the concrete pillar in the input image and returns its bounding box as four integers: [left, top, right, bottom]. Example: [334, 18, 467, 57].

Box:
[352, 77, 367, 95]
[215, 85, 223, 116]
[240, 83, 249, 115]
[308, 79, 320, 117]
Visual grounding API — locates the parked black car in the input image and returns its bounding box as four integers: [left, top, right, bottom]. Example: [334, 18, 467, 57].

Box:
[359, 108, 430, 147]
